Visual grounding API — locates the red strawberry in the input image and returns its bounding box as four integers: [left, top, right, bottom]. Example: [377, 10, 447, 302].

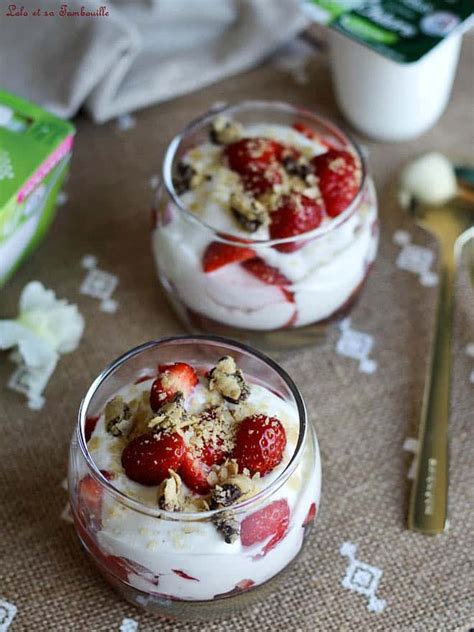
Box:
[241, 499, 290, 556]
[269, 193, 324, 253]
[202, 241, 256, 273]
[84, 415, 99, 442]
[242, 257, 296, 307]
[78, 470, 114, 528]
[150, 362, 198, 411]
[172, 569, 199, 581]
[232, 414, 286, 476]
[303, 502, 317, 527]
[121, 431, 186, 486]
[242, 257, 291, 287]
[311, 149, 360, 218]
[179, 451, 212, 495]
[225, 137, 285, 196]
[292, 122, 319, 140]
[225, 138, 284, 173]
[241, 162, 283, 196]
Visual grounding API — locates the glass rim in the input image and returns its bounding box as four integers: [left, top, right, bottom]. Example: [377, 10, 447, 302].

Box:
[77, 334, 309, 520]
[161, 99, 368, 247]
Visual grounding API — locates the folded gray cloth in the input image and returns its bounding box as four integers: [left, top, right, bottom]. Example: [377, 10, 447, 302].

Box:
[0, 0, 307, 122]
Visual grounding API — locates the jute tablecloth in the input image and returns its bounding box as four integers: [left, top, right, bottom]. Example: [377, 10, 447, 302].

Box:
[1, 34, 473, 632]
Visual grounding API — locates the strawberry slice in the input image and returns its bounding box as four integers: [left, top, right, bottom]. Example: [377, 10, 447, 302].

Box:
[303, 502, 317, 527]
[232, 414, 286, 476]
[269, 193, 324, 253]
[242, 257, 291, 287]
[84, 416, 99, 443]
[172, 569, 199, 581]
[241, 499, 290, 556]
[150, 362, 198, 411]
[225, 138, 284, 173]
[202, 241, 256, 273]
[77, 470, 114, 529]
[242, 257, 296, 307]
[121, 431, 186, 486]
[311, 149, 361, 218]
[292, 122, 319, 140]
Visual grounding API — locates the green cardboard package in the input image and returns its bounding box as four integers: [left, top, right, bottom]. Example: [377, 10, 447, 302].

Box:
[0, 91, 75, 288]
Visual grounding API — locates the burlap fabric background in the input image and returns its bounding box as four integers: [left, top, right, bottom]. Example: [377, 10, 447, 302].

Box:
[1, 33, 473, 632]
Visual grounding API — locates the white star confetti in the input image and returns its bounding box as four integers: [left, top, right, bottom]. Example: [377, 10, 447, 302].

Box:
[393, 230, 438, 286]
[403, 437, 419, 480]
[149, 175, 160, 190]
[80, 255, 119, 312]
[60, 478, 73, 524]
[57, 191, 68, 206]
[0, 599, 17, 631]
[340, 542, 386, 613]
[336, 318, 377, 374]
[120, 618, 139, 632]
[465, 343, 474, 384]
[116, 114, 136, 131]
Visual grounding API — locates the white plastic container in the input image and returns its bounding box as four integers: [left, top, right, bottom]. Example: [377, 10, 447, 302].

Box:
[328, 29, 462, 142]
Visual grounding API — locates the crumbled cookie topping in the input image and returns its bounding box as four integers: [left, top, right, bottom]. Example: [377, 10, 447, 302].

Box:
[230, 191, 269, 232]
[282, 153, 314, 180]
[212, 512, 240, 544]
[186, 405, 236, 454]
[157, 470, 184, 511]
[173, 161, 197, 194]
[127, 391, 155, 441]
[208, 356, 250, 404]
[105, 396, 134, 437]
[210, 116, 243, 145]
[210, 474, 254, 509]
[148, 394, 192, 433]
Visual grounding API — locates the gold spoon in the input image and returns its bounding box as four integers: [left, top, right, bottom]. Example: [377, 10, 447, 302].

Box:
[403, 159, 474, 535]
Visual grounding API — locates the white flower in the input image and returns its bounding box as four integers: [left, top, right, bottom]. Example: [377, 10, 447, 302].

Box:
[0, 281, 84, 409]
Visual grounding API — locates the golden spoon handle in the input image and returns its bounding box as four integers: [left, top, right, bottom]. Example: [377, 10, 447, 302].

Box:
[408, 261, 454, 534]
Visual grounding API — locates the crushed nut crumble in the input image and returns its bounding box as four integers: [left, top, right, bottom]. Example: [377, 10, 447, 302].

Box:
[209, 116, 243, 145]
[230, 191, 269, 232]
[208, 356, 250, 404]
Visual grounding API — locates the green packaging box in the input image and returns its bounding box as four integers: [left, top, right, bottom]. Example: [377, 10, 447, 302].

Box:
[0, 91, 75, 289]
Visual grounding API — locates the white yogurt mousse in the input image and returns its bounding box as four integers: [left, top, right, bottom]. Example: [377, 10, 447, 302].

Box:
[153, 119, 378, 331]
[85, 361, 321, 601]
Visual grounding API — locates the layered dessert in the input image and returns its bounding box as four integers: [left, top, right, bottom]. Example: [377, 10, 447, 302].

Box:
[153, 107, 378, 333]
[73, 355, 320, 602]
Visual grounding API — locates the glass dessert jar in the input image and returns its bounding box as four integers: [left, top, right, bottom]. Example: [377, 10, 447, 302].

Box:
[69, 335, 321, 620]
[152, 100, 378, 349]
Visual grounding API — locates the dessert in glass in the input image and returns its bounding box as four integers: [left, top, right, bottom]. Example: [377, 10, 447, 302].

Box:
[152, 101, 378, 349]
[69, 336, 321, 620]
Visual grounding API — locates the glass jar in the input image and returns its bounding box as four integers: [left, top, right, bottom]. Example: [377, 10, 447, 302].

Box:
[69, 335, 321, 620]
[152, 101, 378, 349]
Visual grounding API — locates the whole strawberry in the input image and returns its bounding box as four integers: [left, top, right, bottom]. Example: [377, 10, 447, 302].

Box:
[225, 137, 284, 196]
[121, 431, 186, 486]
[225, 137, 284, 173]
[150, 362, 198, 412]
[269, 193, 324, 253]
[233, 414, 286, 476]
[311, 149, 361, 218]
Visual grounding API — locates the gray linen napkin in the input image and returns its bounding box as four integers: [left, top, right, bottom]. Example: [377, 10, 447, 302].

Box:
[0, 0, 307, 122]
